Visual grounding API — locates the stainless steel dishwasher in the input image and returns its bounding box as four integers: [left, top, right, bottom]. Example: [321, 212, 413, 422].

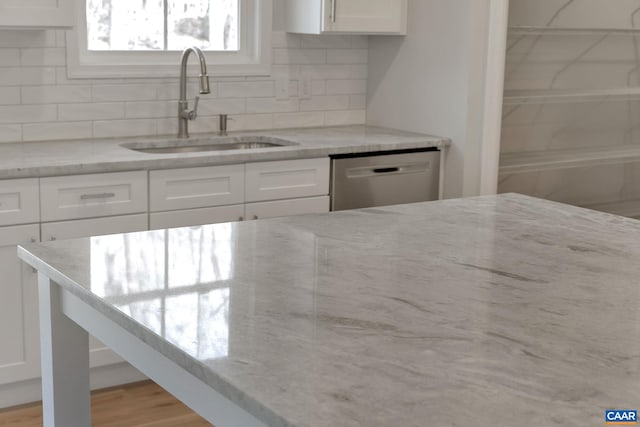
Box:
[330, 148, 440, 211]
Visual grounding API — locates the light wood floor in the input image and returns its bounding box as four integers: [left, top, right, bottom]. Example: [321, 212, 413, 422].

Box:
[0, 381, 212, 426]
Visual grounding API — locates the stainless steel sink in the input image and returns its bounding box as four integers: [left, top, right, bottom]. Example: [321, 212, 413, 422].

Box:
[122, 137, 297, 154]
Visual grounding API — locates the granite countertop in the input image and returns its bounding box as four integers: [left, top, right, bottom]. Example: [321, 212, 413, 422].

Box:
[0, 125, 449, 179]
[18, 193, 640, 427]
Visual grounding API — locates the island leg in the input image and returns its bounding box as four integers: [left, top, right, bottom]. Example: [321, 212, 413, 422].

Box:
[38, 273, 91, 427]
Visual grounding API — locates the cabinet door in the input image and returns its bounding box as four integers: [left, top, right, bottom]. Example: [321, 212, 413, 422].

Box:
[245, 196, 330, 220]
[40, 171, 147, 222]
[150, 165, 244, 212]
[40, 214, 148, 368]
[0, 224, 40, 385]
[245, 158, 330, 202]
[0, 0, 73, 28]
[325, 0, 407, 34]
[149, 205, 245, 230]
[0, 178, 39, 227]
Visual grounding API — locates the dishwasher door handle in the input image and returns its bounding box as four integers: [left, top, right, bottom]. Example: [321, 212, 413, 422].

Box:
[373, 167, 400, 174]
[345, 162, 430, 178]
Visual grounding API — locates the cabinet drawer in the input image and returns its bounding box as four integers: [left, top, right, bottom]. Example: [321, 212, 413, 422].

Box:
[40, 171, 147, 222]
[0, 178, 39, 226]
[150, 165, 244, 212]
[149, 205, 244, 230]
[245, 196, 330, 220]
[245, 158, 329, 202]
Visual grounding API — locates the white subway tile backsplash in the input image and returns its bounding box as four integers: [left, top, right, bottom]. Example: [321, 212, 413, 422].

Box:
[218, 81, 275, 98]
[326, 79, 367, 95]
[0, 49, 20, 67]
[93, 119, 157, 138]
[0, 67, 57, 86]
[274, 49, 327, 65]
[349, 94, 367, 110]
[92, 84, 157, 102]
[327, 49, 368, 64]
[247, 98, 299, 114]
[59, 102, 125, 121]
[0, 87, 20, 105]
[0, 30, 368, 143]
[0, 31, 57, 48]
[20, 48, 66, 66]
[300, 95, 349, 112]
[300, 35, 354, 49]
[23, 121, 93, 142]
[273, 111, 325, 129]
[229, 114, 273, 132]
[0, 125, 21, 143]
[125, 100, 176, 119]
[21, 85, 92, 104]
[198, 98, 246, 115]
[0, 104, 56, 123]
[324, 110, 366, 126]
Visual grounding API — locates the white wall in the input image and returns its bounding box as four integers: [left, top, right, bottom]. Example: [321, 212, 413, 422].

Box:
[366, 0, 508, 198]
[0, 1, 366, 143]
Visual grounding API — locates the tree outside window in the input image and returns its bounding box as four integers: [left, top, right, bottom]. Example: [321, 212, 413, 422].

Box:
[86, 0, 239, 51]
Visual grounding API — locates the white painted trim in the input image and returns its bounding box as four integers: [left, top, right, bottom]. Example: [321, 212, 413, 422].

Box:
[478, 0, 509, 195]
[58, 282, 270, 427]
[66, 0, 273, 78]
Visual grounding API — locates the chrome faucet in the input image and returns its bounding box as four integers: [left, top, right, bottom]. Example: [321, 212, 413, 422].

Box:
[177, 46, 210, 138]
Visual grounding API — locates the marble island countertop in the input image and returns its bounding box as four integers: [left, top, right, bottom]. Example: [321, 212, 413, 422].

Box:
[0, 125, 449, 179]
[17, 193, 640, 427]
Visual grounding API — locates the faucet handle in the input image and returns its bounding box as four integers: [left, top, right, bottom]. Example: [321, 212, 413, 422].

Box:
[187, 96, 200, 120]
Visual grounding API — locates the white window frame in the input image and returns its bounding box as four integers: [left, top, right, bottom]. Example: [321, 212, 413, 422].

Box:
[66, 0, 272, 78]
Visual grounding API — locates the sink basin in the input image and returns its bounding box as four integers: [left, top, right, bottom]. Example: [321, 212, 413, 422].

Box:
[122, 137, 297, 154]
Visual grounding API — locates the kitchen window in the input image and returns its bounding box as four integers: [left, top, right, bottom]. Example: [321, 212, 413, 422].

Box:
[67, 0, 272, 78]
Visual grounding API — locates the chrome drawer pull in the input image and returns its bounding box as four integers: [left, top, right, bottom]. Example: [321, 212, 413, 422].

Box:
[80, 192, 116, 201]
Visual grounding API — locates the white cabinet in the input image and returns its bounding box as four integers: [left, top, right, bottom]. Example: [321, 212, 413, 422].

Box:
[150, 158, 331, 229]
[40, 171, 147, 222]
[245, 158, 330, 202]
[150, 165, 244, 212]
[0, 224, 40, 386]
[245, 196, 330, 220]
[40, 171, 149, 370]
[0, 0, 73, 28]
[285, 0, 407, 35]
[150, 205, 244, 230]
[0, 178, 40, 226]
[0, 178, 40, 388]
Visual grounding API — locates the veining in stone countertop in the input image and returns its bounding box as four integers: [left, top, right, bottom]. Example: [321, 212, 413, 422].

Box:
[17, 193, 640, 427]
[0, 125, 449, 179]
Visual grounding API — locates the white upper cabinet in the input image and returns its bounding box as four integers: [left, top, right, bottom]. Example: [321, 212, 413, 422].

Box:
[285, 0, 407, 35]
[0, 0, 73, 28]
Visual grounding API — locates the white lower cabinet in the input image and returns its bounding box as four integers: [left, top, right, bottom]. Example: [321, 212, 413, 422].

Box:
[149, 204, 245, 230]
[1, 157, 332, 407]
[40, 214, 148, 368]
[245, 196, 330, 220]
[0, 224, 40, 386]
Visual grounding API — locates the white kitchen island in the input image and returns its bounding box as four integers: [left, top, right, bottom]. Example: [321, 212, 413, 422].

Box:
[17, 194, 640, 427]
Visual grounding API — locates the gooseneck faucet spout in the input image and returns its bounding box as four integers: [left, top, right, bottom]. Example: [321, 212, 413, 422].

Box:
[177, 46, 210, 138]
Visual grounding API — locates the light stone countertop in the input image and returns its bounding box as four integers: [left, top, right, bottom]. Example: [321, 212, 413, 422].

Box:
[0, 125, 449, 179]
[17, 193, 640, 427]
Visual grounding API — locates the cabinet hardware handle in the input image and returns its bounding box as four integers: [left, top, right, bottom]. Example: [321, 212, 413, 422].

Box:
[331, 0, 337, 23]
[80, 192, 116, 201]
[253, 215, 258, 220]
[238, 216, 244, 221]
[50, 236, 56, 241]
[30, 238, 37, 243]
